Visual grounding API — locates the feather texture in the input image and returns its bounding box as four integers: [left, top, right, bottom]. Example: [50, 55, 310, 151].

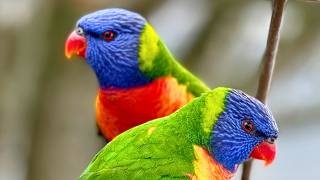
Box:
[81, 88, 229, 179]
[96, 76, 194, 140]
[80, 87, 278, 179]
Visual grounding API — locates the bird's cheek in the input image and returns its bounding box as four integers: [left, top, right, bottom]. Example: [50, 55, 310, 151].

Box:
[249, 141, 276, 165]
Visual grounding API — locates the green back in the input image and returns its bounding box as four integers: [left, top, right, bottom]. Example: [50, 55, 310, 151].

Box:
[80, 87, 230, 179]
[138, 24, 210, 97]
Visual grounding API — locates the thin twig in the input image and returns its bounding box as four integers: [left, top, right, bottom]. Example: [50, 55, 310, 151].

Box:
[298, 0, 320, 3]
[241, 0, 287, 180]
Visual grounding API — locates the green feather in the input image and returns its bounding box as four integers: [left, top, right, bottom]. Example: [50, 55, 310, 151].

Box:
[80, 87, 230, 179]
[138, 24, 210, 97]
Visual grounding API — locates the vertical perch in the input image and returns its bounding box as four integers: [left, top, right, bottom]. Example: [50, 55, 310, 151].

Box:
[241, 0, 287, 180]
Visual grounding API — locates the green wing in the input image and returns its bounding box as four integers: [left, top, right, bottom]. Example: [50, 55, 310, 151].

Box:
[80, 88, 229, 180]
[138, 24, 210, 97]
[80, 117, 195, 180]
[80, 94, 212, 179]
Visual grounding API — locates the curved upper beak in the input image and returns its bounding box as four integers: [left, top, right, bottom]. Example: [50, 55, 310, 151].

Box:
[249, 140, 276, 165]
[65, 31, 87, 59]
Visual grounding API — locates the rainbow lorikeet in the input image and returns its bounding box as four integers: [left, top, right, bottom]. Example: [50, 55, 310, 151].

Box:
[65, 8, 209, 140]
[79, 87, 278, 179]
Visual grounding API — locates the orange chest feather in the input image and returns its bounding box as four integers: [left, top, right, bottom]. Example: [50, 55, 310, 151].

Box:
[96, 76, 193, 140]
[189, 145, 233, 180]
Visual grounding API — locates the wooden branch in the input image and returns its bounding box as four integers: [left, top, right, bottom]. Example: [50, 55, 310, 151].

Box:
[299, 0, 320, 3]
[241, 0, 287, 179]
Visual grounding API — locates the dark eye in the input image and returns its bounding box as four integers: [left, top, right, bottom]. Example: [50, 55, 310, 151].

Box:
[242, 119, 255, 134]
[103, 31, 116, 42]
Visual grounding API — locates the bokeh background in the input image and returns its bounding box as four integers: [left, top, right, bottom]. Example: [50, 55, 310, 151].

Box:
[1, 0, 319, 179]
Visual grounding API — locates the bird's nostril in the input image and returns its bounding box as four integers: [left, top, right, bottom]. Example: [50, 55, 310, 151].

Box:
[75, 27, 84, 36]
[267, 137, 276, 144]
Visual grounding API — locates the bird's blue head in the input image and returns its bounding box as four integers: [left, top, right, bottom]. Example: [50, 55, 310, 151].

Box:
[65, 8, 152, 89]
[210, 89, 279, 172]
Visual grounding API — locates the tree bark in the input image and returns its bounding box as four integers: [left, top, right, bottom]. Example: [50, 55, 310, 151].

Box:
[241, 0, 287, 179]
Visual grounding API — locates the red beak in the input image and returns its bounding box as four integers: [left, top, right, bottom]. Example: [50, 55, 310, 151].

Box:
[65, 31, 87, 59]
[250, 141, 276, 165]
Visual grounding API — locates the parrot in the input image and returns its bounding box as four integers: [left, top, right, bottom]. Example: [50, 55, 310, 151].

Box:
[79, 87, 279, 180]
[65, 8, 210, 140]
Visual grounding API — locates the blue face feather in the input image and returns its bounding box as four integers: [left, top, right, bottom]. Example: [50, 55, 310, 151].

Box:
[211, 89, 279, 172]
[76, 8, 151, 89]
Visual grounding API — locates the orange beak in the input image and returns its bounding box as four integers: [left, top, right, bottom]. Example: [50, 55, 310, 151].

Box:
[65, 31, 87, 59]
[250, 141, 276, 165]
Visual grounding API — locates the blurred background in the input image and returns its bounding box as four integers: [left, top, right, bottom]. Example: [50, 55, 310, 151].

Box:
[0, 0, 319, 179]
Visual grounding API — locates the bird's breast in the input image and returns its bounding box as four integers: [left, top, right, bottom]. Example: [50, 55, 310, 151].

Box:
[96, 76, 193, 140]
[190, 145, 233, 180]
